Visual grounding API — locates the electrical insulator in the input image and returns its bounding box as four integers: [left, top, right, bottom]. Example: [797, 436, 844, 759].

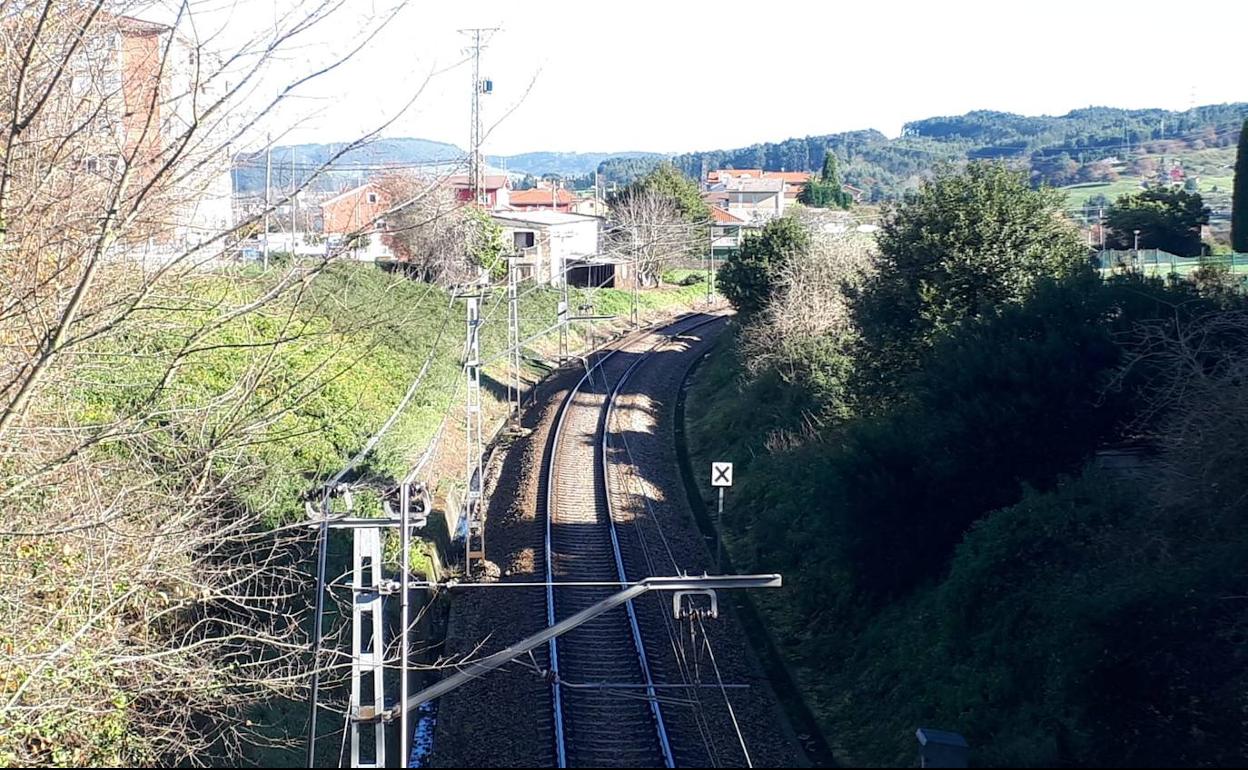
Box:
[411, 483, 432, 529]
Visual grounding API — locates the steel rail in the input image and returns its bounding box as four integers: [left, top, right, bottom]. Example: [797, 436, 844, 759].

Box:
[544, 312, 715, 768]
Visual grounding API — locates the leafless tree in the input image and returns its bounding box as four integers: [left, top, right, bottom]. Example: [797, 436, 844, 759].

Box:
[740, 228, 877, 379]
[606, 188, 701, 287]
[0, 1, 465, 765]
[1113, 308, 1248, 516]
[375, 170, 503, 286]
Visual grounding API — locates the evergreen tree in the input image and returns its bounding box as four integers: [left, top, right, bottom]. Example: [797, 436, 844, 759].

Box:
[1233, 119, 1248, 253]
[821, 150, 844, 189]
[1106, 187, 1209, 257]
[798, 151, 852, 209]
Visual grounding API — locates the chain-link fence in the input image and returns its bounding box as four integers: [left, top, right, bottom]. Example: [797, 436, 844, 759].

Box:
[1096, 249, 1248, 279]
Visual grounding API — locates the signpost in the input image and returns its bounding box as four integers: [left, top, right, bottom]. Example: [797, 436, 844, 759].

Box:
[711, 462, 733, 572]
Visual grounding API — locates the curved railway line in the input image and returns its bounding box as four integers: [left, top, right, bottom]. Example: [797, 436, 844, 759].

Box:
[542, 313, 720, 768]
[431, 310, 799, 769]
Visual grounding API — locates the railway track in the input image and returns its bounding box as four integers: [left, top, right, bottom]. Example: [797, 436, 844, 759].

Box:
[542, 313, 719, 768]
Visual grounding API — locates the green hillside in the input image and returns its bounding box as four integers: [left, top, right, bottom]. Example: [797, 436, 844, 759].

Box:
[664, 103, 1247, 201]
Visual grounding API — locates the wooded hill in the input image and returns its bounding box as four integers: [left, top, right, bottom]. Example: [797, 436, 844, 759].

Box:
[661, 103, 1247, 200]
[234, 104, 1246, 202]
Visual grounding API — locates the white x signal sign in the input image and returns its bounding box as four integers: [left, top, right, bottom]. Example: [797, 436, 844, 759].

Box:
[711, 462, 733, 487]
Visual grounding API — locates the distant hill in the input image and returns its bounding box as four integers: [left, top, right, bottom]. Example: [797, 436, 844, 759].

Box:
[665, 103, 1248, 201]
[231, 139, 663, 194]
[233, 104, 1247, 200]
[488, 150, 662, 177]
[232, 137, 465, 195]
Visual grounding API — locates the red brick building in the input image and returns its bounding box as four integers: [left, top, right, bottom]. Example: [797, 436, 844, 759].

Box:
[320, 183, 392, 235]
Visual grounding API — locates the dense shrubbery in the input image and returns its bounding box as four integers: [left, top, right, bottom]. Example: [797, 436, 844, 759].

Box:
[689, 162, 1248, 766]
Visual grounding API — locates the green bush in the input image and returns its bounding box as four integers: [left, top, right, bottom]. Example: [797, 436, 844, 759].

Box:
[717, 216, 809, 316]
[853, 162, 1088, 394]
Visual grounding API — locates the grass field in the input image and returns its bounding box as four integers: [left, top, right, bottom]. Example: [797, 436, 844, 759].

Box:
[1101, 261, 1248, 279]
[1061, 174, 1236, 210]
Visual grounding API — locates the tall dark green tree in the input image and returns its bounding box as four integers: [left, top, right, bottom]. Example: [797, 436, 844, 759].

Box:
[1105, 187, 1209, 257]
[1233, 119, 1248, 253]
[798, 151, 852, 209]
[820, 150, 844, 188]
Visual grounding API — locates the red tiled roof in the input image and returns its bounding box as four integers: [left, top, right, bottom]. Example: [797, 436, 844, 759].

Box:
[447, 174, 509, 190]
[510, 188, 575, 206]
[768, 171, 812, 185]
[709, 169, 813, 186]
[707, 169, 764, 183]
[710, 207, 745, 224]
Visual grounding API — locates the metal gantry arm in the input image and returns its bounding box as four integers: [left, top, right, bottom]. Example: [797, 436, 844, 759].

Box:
[398, 574, 781, 716]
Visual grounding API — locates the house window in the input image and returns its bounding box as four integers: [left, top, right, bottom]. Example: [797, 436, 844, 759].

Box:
[85, 157, 98, 173]
[367, 192, 378, 204]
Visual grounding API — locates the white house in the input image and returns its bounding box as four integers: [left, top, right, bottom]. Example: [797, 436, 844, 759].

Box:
[722, 177, 785, 225]
[710, 206, 746, 256]
[491, 210, 601, 286]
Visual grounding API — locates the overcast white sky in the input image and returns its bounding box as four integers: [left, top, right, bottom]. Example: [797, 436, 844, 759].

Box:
[167, 0, 1247, 155]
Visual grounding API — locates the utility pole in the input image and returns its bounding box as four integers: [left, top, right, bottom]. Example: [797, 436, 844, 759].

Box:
[263, 134, 271, 269]
[631, 228, 640, 327]
[506, 253, 522, 424]
[464, 274, 487, 573]
[460, 27, 500, 208]
[706, 224, 714, 306]
[551, 229, 571, 364]
[558, 268, 570, 364]
[287, 146, 295, 255]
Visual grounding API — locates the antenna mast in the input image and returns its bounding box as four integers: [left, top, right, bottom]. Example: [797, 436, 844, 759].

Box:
[460, 27, 500, 207]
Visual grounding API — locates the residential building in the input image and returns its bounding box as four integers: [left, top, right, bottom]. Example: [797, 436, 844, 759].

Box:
[320, 182, 393, 260]
[509, 186, 576, 213]
[707, 169, 811, 201]
[74, 15, 233, 260]
[491, 210, 601, 285]
[710, 206, 746, 256]
[722, 177, 785, 224]
[706, 169, 764, 185]
[768, 171, 813, 203]
[842, 183, 866, 204]
[571, 194, 609, 218]
[447, 174, 511, 210]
